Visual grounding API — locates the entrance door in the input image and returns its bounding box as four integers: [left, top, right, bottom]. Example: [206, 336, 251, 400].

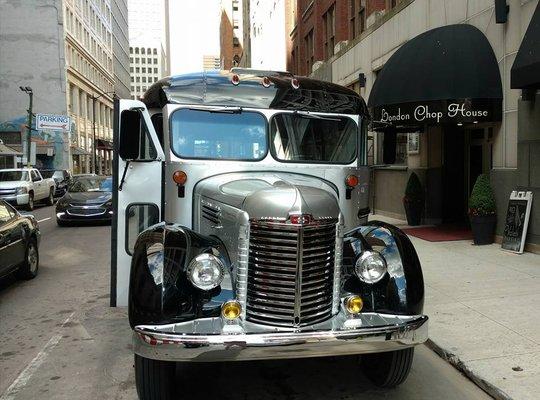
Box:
[111, 99, 165, 307]
[442, 127, 466, 223]
[467, 128, 491, 198]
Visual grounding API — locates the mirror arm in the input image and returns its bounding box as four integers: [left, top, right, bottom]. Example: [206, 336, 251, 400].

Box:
[118, 160, 131, 191]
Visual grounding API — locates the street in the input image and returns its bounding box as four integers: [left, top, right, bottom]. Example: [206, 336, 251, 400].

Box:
[0, 204, 492, 400]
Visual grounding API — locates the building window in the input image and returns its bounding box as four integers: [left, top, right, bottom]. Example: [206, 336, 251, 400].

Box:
[130, 67, 133, 72]
[141, 48, 145, 54]
[142, 67, 146, 73]
[147, 57, 151, 63]
[141, 58, 145, 64]
[135, 47, 139, 54]
[380, 131, 408, 165]
[349, 0, 366, 39]
[323, 4, 335, 59]
[135, 57, 139, 63]
[305, 29, 314, 74]
[153, 58, 157, 64]
[233, 37, 240, 47]
[153, 48, 157, 55]
[154, 67, 158, 73]
[136, 67, 140, 73]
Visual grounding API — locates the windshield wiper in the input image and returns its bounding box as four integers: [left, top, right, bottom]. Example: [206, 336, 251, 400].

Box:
[187, 106, 243, 114]
[293, 111, 340, 121]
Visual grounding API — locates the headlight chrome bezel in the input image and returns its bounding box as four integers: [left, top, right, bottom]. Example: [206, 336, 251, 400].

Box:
[354, 250, 388, 284]
[187, 253, 225, 291]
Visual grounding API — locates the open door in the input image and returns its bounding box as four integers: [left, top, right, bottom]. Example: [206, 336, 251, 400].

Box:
[111, 99, 165, 307]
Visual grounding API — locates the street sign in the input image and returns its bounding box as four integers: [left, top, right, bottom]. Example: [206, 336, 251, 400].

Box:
[36, 114, 71, 133]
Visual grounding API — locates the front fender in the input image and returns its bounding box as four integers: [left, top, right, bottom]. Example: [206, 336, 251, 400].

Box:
[343, 221, 424, 315]
[128, 222, 230, 329]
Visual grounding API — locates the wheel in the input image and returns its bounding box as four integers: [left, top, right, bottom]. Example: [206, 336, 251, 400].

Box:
[361, 348, 414, 388]
[56, 219, 69, 227]
[26, 192, 34, 211]
[15, 239, 39, 280]
[134, 354, 175, 400]
[45, 188, 54, 206]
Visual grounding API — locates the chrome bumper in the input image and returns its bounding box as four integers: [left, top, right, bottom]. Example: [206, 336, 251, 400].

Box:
[133, 313, 428, 362]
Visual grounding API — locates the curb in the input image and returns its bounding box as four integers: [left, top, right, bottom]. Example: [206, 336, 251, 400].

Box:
[425, 339, 513, 400]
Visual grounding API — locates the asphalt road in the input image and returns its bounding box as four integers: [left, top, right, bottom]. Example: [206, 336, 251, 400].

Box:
[0, 204, 493, 400]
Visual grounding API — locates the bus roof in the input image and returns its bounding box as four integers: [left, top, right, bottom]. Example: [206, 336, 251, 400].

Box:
[142, 70, 368, 116]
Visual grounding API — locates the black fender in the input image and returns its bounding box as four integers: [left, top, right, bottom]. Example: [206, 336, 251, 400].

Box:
[128, 222, 231, 328]
[343, 221, 424, 315]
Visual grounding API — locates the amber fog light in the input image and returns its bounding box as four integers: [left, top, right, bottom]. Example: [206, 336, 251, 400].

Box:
[345, 296, 363, 314]
[222, 300, 242, 320]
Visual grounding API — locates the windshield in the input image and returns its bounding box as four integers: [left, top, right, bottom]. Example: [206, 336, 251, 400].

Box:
[68, 177, 112, 193]
[270, 113, 357, 164]
[170, 109, 267, 160]
[0, 171, 28, 181]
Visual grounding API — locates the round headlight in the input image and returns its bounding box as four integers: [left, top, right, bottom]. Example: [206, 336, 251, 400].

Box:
[355, 251, 387, 284]
[187, 253, 225, 290]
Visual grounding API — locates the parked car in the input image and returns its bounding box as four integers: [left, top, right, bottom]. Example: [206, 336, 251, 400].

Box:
[40, 169, 72, 197]
[0, 200, 40, 280]
[55, 175, 113, 226]
[0, 168, 56, 210]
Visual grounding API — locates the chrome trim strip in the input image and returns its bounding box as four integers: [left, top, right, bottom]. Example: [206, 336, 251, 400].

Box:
[133, 314, 428, 362]
[332, 215, 344, 315]
[236, 220, 250, 320]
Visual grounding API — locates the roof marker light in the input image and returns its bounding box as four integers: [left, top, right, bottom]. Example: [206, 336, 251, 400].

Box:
[231, 74, 240, 85]
[291, 78, 300, 89]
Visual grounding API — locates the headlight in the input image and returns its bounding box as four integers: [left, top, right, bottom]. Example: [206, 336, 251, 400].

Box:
[17, 187, 27, 194]
[355, 251, 387, 284]
[187, 253, 225, 290]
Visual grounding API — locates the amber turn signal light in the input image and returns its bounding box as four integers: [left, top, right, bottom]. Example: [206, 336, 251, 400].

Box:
[345, 174, 359, 188]
[345, 296, 363, 314]
[173, 170, 187, 185]
[222, 300, 242, 320]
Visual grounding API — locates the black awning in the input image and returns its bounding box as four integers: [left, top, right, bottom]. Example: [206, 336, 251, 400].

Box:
[511, 2, 540, 89]
[368, 24, 502, 126]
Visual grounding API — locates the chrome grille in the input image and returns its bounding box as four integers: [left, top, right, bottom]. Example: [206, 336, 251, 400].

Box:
[246, 221, 337, 327]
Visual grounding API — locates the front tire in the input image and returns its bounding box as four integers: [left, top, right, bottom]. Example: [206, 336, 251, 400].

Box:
[361, 348, 414, 388]
[26, 192, 34, 211]
[45, 188, 54, 206]
[16, 239, 39, 280]
[134, 354, 175, 400]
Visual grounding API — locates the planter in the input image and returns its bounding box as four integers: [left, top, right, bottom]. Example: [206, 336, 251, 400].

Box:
[404, 200, 423, 226]
[470, 214, 496, 245]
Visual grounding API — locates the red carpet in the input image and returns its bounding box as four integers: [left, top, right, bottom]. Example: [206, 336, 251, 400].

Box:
[403, 224, 473, 242]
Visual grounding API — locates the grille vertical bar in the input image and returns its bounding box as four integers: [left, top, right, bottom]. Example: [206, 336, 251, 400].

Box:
[246, 220, 337, 327]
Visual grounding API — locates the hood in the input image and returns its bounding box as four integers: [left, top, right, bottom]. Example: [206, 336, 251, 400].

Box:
[63, 191, 111, 204]
[196, 172, 340, 221]
[0, 181, 24, 189]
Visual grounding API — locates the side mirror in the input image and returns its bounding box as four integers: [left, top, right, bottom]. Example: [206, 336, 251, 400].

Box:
[119, 110, 142, 160]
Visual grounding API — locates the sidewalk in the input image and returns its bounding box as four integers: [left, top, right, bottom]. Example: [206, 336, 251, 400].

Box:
[370, 214, 540, 400]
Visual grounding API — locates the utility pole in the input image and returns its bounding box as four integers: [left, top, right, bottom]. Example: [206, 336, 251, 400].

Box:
[19, 86, 33, 167]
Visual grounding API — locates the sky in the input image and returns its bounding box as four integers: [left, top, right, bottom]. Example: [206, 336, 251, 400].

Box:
[168, 0, 221, 75]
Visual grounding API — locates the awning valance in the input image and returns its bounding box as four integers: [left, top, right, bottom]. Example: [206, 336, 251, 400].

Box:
[368, 24, 503, 126]
[511, 2, 540, 89]
[0, 142, 23, 156]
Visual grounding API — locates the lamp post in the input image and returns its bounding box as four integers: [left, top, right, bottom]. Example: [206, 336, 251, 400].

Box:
[19, 86, 33, 167]
[91, 91, 116, 174]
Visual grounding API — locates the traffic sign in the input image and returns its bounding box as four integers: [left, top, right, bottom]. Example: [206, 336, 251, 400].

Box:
[36, 114, 71, 133]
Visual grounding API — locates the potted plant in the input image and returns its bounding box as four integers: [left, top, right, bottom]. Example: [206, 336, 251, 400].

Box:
[469, 174, 497, 245]
[403, 172, 424, 226]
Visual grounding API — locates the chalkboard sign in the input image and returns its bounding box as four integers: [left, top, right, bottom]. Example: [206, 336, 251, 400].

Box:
[502, 191, 533, 253]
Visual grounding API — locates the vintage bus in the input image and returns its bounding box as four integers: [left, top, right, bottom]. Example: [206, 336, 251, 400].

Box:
[110, 69, 428, 399]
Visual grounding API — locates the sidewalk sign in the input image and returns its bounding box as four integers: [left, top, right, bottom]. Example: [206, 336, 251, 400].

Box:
[36, 114, 71, 133]
[502, 191, 533, 253]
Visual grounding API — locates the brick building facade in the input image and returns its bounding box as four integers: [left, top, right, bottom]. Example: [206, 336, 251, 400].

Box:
[286, 0, 391, 75]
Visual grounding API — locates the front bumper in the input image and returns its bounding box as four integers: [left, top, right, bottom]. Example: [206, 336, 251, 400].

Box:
[0, 193, 29, 206]
[134, 313, 428, 362]
[56, 208, 112, 222]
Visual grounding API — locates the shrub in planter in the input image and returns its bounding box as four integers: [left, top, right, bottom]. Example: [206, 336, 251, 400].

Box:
[468, 174, 497, 245]
[403, 172, 424, 226]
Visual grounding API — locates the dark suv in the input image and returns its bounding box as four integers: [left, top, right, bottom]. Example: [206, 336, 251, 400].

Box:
[39, 169, 72, 197]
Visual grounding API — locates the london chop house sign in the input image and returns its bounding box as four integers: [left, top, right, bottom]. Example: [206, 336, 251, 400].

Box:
[374, 99, 501, 125]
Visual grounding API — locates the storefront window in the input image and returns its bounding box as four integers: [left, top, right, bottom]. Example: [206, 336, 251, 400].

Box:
[380, 131, 408, 165]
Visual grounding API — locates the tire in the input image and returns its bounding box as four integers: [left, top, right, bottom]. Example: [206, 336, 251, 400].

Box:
[56, 219, 69, 227]
[45, 188, 54, 206]
[361, 348, 414, 388]
[15, 239, 39, 280]
[26, 192, 34, 211]
[134, 354, 175, 400]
